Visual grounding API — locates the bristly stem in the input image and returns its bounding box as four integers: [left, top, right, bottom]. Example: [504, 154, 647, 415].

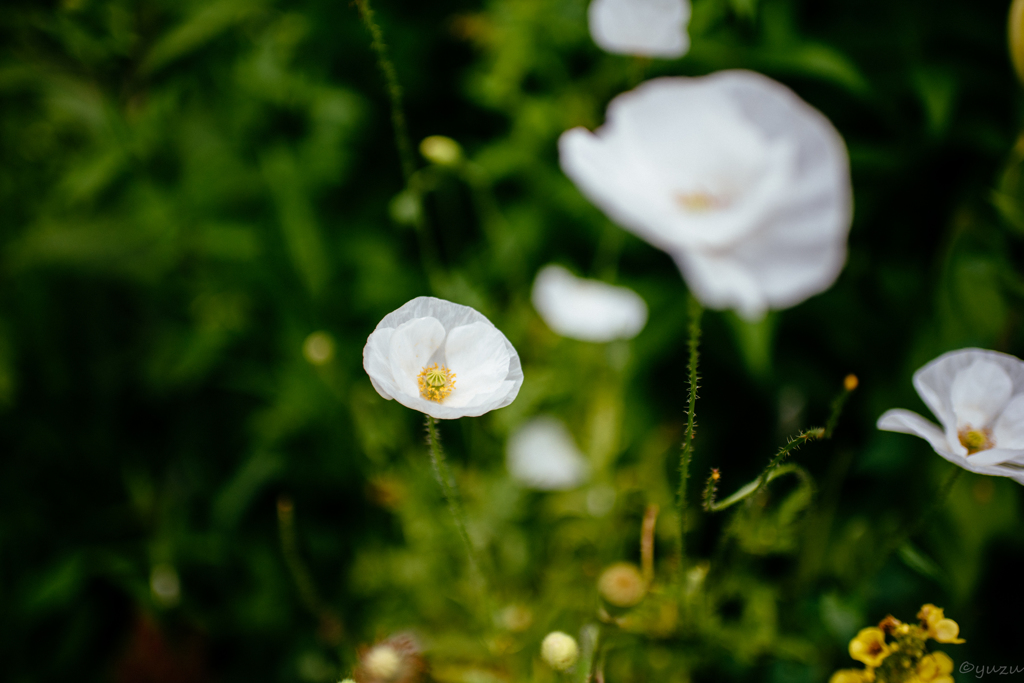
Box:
[353, 0, 416, 183]
[425, 416, 484, 581]
[677, 296, 703, 572]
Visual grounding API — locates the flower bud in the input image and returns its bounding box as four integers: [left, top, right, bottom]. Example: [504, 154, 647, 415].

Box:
[933, 618, 965, 644]
[1012, 0, 1024, 84]
[597, 562, 646, 608]
[303, 331, 335, 365]
[419, 136, 463, 166]
[364, 646, 401, 682]
[541, 631, 579, 672]
[844, 374, 858, 391]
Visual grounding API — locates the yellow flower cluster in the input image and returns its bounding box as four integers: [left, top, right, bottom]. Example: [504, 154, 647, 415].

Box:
[828, 605, 964, 683]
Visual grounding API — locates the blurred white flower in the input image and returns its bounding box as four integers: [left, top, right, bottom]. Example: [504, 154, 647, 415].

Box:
[559, 71, 852, 320]
[531, 264, 648, 342]
[363, 297, 523, 419]
[588, 0, 691, 58]
[877, 348, 1024, 484]
[507, 416, 589, 490]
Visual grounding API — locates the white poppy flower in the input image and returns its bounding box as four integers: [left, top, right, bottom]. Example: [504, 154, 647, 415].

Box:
[362, 297, 524, 420]
[877, 348, 1024, 484]
[588, 0, 691, 59]
[559, 71, 852, 320]
[531, 264, 648, 342]
[507, 416, 590, 490]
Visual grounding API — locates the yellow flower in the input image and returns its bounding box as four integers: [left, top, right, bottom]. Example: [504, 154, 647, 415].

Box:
[829, 669, 874, 683]
[917, 604, 965, 643]
[917, 652, 954, 683]
[849, 627, 892, 667]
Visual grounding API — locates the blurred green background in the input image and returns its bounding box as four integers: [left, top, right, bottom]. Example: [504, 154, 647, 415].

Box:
[2, 0, 1023, 681]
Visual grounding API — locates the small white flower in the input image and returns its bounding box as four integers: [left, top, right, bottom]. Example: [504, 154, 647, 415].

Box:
[507, 416, 590, 490]
[531, 264, 648, 342]
[877, 348, 1024, 484]
[588, 0, 691, 59]
[362, 297, 523, 420]
[559, 71, 852, 320]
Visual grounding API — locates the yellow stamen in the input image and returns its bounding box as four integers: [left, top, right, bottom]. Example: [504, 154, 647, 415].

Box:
[417, 363, 456, 403]
[958, 427, 993, 454]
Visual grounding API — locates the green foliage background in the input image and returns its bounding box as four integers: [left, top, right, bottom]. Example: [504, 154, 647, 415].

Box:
[2, 0, 1023, 681]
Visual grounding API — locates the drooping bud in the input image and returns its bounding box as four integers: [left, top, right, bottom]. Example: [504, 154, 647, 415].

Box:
[540, 631, 579, 672]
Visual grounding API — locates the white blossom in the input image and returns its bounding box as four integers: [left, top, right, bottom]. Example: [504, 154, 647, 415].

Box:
[362, 297, 523, 420]
[588, 0, 691, 59]
[531, 264, 648, 342]
[507, 416, 589, 490]
[559, 71, 852, 320]
[877, 348, 1024, 484]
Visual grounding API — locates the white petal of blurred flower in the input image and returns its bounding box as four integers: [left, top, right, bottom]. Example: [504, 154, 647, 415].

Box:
[588, 0, 691, 58]
[877, 348, 1024, 484]
[363, 297, 524, 419]
[531, 264, 648, 342]
[559, 71, 852, 320]
[507, 416, 590, 490]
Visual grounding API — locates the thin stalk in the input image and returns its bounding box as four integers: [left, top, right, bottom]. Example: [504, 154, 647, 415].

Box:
[353, 0, 415, 184]
[677, 297, 703, 571]
[877, 466, 963, 569]
[425, 416, 485, 581]
[703, 463, 811, 512]
[276, 496, 344, 645]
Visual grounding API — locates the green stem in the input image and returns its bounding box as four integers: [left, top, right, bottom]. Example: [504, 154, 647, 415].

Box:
[353, 0, 416, 184]
[677, 297, 703, 571]
[425, 416, 484, 580]
[878, 466, 963, 567]
[704, 463, 811, 512]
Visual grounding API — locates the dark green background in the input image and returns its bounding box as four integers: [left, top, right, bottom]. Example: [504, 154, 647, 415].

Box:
[2, 0, 1022, 681]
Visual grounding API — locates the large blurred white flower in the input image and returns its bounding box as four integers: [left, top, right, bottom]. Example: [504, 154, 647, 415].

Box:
[878, 348, 1024, 484]
[507, 416, 589, 490]
[559, 71, 852, 320]
[588, 0, 691, 59]
[532, 264, 648, 342]
[363, 297, 523, 419]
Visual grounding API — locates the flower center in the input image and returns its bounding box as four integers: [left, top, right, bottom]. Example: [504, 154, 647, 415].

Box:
[958, 426, 993, 455]
[675, 191, 722, 212]
[417, 363, 456, 403]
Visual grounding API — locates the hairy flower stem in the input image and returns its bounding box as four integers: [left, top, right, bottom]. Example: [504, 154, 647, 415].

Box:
[353, 0, 443, 291]
[425, 416, 487, 586]
[677, 297, 703, 573]
[353, 0, 415, 184]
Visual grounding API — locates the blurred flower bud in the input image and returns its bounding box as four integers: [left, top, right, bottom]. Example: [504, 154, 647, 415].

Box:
[389, 190, 422, 226]
[844, 374, 858, 391]
[597, 562, 646, 608]
[304, 331, 335, 365]
[364, 647, 401, 681]
[355, 634, 423, 683]
[149, 563, 180, 608]
[933, 618, 964, 644]
[1012, 0, 1024, 84]
[419, 136, 463, 166]
[540, 631, 579, 672]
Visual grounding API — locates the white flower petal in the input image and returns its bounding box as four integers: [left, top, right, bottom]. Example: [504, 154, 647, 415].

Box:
[363, 327, 396, 399]
[443, 322, 511, 407]
[963, 448, 1024, 467]
[559, 71, 851, 319]
[993, 394, 1024, 450]
[507, 416, 590, 490]
[531, 265, 648, 342]
[588, 0, 690, 58]
[388, 317, 447, 398]
[950, 359, 1012, 430]
[876, 409, 954, 456]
